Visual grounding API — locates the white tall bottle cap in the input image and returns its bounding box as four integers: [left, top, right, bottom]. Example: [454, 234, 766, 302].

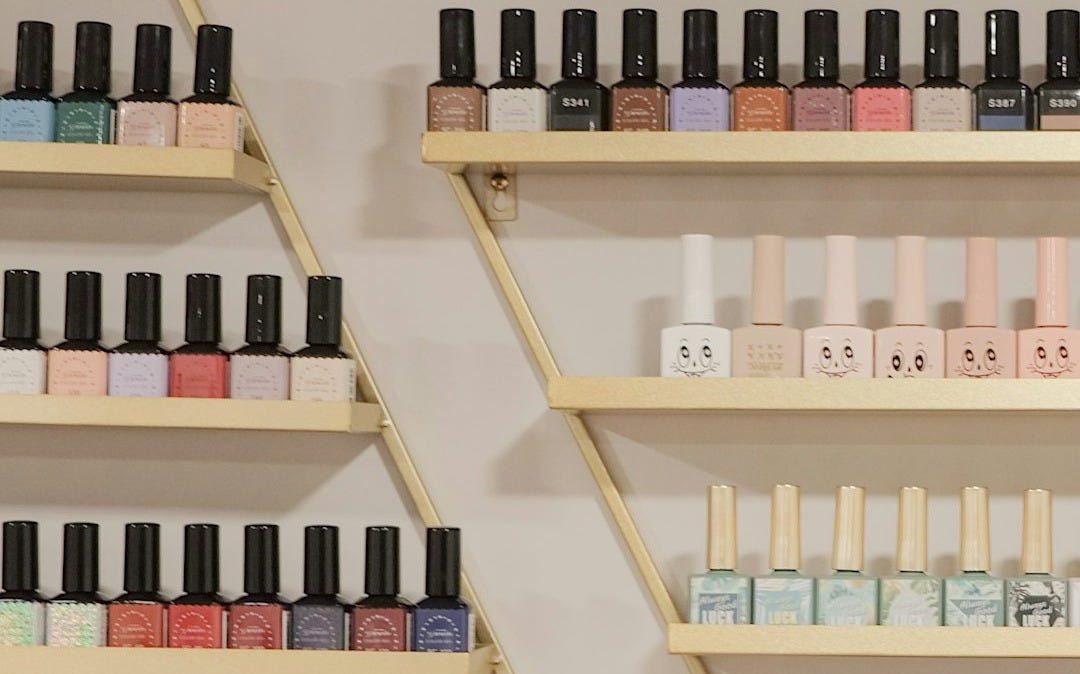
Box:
[824, 235, 858, 326]
[681, 234, 715, 325]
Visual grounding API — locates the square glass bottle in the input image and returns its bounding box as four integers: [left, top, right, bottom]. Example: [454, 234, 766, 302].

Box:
[753, 485, 813, 624]
[352, 526, 413, 651]
[611, 9, 667, 131]
[178, 25, 244, 150]
[670, 10, 728, 131]
[0, 270, 46, 395]
[944, 487, 1005, 626]
[488, 10, 547, 132]
[413, 528, 473, 652]
[804, 236, 873, 379]
[0, 22, 56, 142]
[1037, 10, 1080, 130]
[732, 10, 788, 131]
[0, 521, 44, 646]
[660, 235, 730, 378]
[1018, 238, 1080, 379]
[913, 10, 970, 131]
[549, 10, 608, 131]
[117, 24, 177, 146]
[1007, 489, 1067, 627]
[230, 276, 291, 400]
[109, 273, 170, 397]
[875, 237, 944, 378]
[974, 10, 1034, 130]
[168, 524, 226, 647]
[853, 10, 910, 131]
[816, 486, 877, 625]
[731, 236, 801, 377]
[46, 523, 106, 646]
[108, 523, 167, 647]
[56, 22, 116, 144]
[792, 10, 848, 131]
[291, 526, 346, 650]
[47, 272, 109, 396]
[879, 487, 942, 626]
[428, 9, 485, 131]
[228, 525, 288, 649]
[946, 238, 1016, 378]
[689, 486, 750, 624]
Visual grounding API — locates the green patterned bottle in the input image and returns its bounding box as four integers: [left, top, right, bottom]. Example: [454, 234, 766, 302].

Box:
[815, 486, 878, 625]
[689, 485, 750, 624]
[56, 22, 115, 144]
[944, 487, 1004, 626]
[879, 487, 942, 625]
[753, 485, 813, 624]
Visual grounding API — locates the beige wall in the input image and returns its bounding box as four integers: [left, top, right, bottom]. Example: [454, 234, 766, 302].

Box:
[4, 1, 1080, 673]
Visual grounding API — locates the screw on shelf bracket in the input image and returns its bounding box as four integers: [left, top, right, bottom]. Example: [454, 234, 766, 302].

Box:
[483, 170, 517, 221]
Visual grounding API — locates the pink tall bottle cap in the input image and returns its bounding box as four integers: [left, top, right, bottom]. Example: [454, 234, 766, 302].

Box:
[681, 234, 715, 325]
[965, 238, 998, 328]
[893, 236, 927, 326]
[751, 235, 785, 326]
[824, 235, 857, 326]
[1036, 237, 1068, 328]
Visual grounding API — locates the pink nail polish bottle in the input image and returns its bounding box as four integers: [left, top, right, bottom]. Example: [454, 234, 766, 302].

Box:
[946, 238, 1017, 378]
[1018, 238, 1080, 379]
[731, 236, 801, 377]
[874, 236, 944, 378]
[852, 10, 911, 131]
[803, 236, 873, 379]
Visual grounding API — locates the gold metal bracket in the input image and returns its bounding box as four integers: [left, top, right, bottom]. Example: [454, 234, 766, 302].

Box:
[483, 168, 517, 221]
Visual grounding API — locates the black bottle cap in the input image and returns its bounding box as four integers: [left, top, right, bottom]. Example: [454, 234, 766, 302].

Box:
[14, 21, 52, 92]
[64, 271, 102, 341]
[425, 527, 461, 598]
[561, 10, 597, 79]
[132, 24, 171, 94]
[193, 24, 231, 95]
[985, 11, 1020, 80]
[72, 22, 111, 92]
[682, 10, 719, 80]
[365, 526, 400, 596]
[439, 9, 476, 80]
[244, 524, 279, 595]
[865, 9, 901, 79]
[3, 521, 37, 592]
[501, 9, 536, 79]
[1047, 10, 1080, 80]
[184, 274, 221, 344]
[924, 10, 959, 79]
[123, 523, 160, 593]
[305, 276, 342, 347]
[183, 523, 219, 594]
[622, 9, 658, 79]
[304, 525, 340, 595]
[245, 275, 282, 344]
[743, 9, 779, 80]
[804, 10, 840, 80]
[124, 273, 161, 342]
[62, 523, 98, 593]
[3, 270, 39, 340]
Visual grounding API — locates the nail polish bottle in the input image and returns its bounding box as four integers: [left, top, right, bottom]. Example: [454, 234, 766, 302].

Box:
[731, 236, 801, 377]
[660, 235, 731, 378]
[549, 10, 609, 131]
[109, 273, 169, 397]
[228, 525, 288, 649]
[56, 22, 115, 144]
[178, 25, 243, 150]
[974, 11, 1034, 131]
[947, 239, 1016, 379]
[689, 485, 750, 624]
[413, 527, 473, 652]
[944, 487, 1004, 626]
[1037, 10, 1080, 130]
[611, 9, 667, 132]
[48, 271, 108, 396]
[0, 270, 46, 394]
[733, 10, 789, 131]
[291, 526, 346, 650]
[169, 524, 226, 647]
[853, 10, 910, 131]
[170, 274, 229, 398]
[230, 275, 290, 400]
[117, 24, 177, 146]
[428, 9, 485, 131]
[671, 10, 728, 131]
[108, 523, 166, 647]
[815, 487, 878, 625]
[46, 523, 106, 646]
[1018, 238, 1080, 379]
[879, 487, 942, 626]
[489, 10, 547, 132]
[793, 10, 849, 131]
[352, 526, 413, 651]
[0, 22, 56, 142]
[913, 10, 971, 131]
[290, 276, 357, 401]
[0, 522, 44, 646]
[1007, 490, 1067, 627]
[753, 485, 813, 625]
[804, 236, 873, 379]
[874, 237, 944, 378]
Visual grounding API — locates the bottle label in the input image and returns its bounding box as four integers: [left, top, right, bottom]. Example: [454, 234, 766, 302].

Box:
[0, 599, 44, 645]
[488, 88, 548, 131]
[412, 607, 470, 652]
[852, 86, 911, 131]
[670, 87, 730, 131]
[108, 602, 165, 647]
[815, 577, 878, 625]
[169, 353, 229, 398]
[178, 102, 245, 150]
[46, 601, 107, 646]
[0, 348, 46, 394]
[289, 357, 356, 401]
[732, 87, 789, 131]
[428, 87, 485, 131]
[117, 101, 178, 146]
[108, 352, 170, 397]
[611, 87, 667, 131]
[56, 101, 114, 143]
[550, 89, 606, 131]
[228, 603, 285, 649]
[944, 578, 1004, 626]
[660, 325, 732, 378]
[976, 89, 1029, 130]
[792, 87, 850, 130]
[689, 574, 751, 624]
[290, 605, 345, 650]
[351, 607, 409, 651]
[1007, 578, 1067, 627]
[47, 349, 109, 395]
[1039, 90, 1080, 129]
[230, 354, 290, 400]
[879, 576, 942, 625]
[753, 577, 814, 624]
[0, 99, 55, 141]
[168, 604, 224, 647]
[913, 87, 972, 131]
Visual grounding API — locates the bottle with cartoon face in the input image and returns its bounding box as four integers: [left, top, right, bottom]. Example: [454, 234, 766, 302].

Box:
[946, 238, 1017, 379]
[1007, 490, 1067, 627]
[661, 235, 731, 378]
[1018, 238, 1080, 379]
[732, 236, 801, 377]
[875, 237, 944, 378]
[804, 236, 873, 379]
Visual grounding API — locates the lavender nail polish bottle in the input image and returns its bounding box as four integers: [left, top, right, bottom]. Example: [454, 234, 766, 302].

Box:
[671, 10, 728, 131]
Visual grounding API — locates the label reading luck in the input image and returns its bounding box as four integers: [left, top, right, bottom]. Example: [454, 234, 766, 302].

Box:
[753, 577, 813, 625]
[944, 577, 1004, 627]
[879, 576, 942, 626]
[816, 578, 878, 625]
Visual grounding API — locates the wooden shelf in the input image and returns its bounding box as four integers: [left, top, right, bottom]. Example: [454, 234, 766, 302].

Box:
[422, 131, 1080, 176]
[0, 395, 382, 433]
[0, 142, 271, 192]
[669, 624, 1080, 658]
[0, 645, 495, 674]
[548, 376, 1080, 412]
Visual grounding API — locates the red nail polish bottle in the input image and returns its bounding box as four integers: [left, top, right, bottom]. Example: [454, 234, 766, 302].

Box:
[169, 274, 229, 398]
[228, 525, 287, 649]
[108, 523, 166, 647]
[351, 526, 413, 651]
[168, 524, 226, 648]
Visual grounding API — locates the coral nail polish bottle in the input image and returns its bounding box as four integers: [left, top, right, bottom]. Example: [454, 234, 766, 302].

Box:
[48, 271, 108, 396]
[46, 523, 106, 646]
[178, 25, 243, 150]
[853, 10, 910, 131]
[913, 10, 971, 131]
[793, 10, 849, 131]
[117, 24, 177, 146]
[944, 487, 1005, 626]
[946, 238, 1016, 378]
[428, 9, 485, 132]
[804, 236, 873, 379]
[0, 522, 44, 646]
[170, 274, 229, 398]
[352, 526, 414, 651]
[489, 9, 547, 132]
[56, 22, 115, 144]
[0, 22, 56, 142]
[689, 485, 751, 624]
[879, 487, 942, 626]
[733, 10, 789, 131]
[1018, 238, 1080, 379]
[671, 10, 728, 131]
[108, 523, 166, 647]
[815, 487, 878, 625]
[874, 236, 944, 378]
[753, 485, 813, 625]
[660, 235, 731, 378]
[169, 524, 226, 648]
[109, 272, 169, 397]
[0, 270, 46, 394]
[230, 275, 290, 400]
[290, 276, 356, 401]
[413, 528, 473, 652]
[549, 10, 609, 131]
[1037, 10, 1080, 130]
[975, 11, 1033, 131]
[611, 9, 667, 131]
[731, 236, 801, 377]
[228, 525, 288, 649]
[1007, 490, 1067, 627]
[291, 526, 347, 650]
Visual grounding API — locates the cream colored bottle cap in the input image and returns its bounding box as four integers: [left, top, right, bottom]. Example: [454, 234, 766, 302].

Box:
[965, 238, 998, 328]
[1036, 237, 1068, 328]
[706, 485, 737, 571]
[751, 235, 785, 326]
[959, 486, 991, 572]
[1021, 488, 1053, 575]
[769, 484, 801, 570]
[682, 234, 715, 325]
[896, 486, 928, 572]
[893, 236, 928, 326]
[824, 235, 858, 326]
[831, 485, 865, 572]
